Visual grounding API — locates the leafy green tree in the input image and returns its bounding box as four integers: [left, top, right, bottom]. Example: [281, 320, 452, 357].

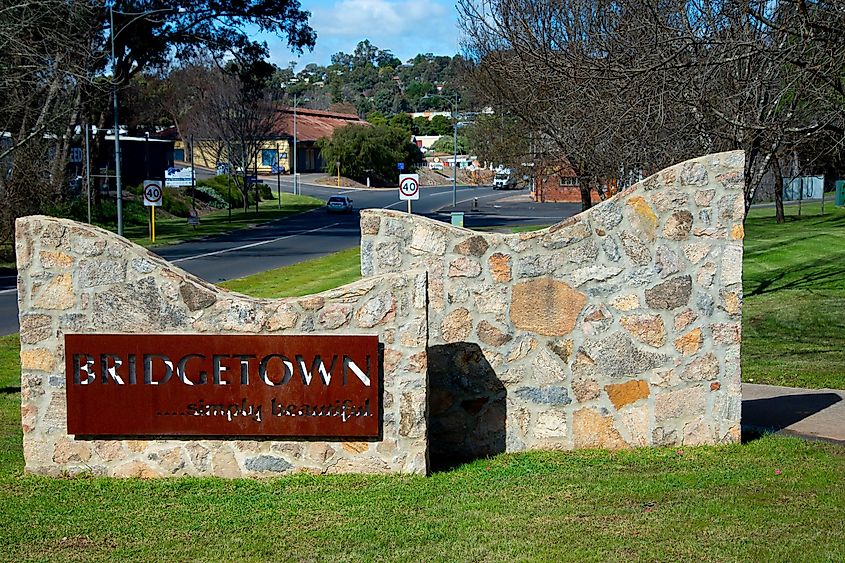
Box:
[373, 88, 395, 114]
[430, 134, 471, 154]
[390, 113, 413, 135]
[429, 114, 454, 136]
[366, 111, 388, 126]
[413, 116, 432, 135]
[318, 124, 423, 183]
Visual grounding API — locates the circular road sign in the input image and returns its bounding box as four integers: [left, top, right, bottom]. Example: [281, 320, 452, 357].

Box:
[143, 181, 163, 207]
[399, 176, 419, 199]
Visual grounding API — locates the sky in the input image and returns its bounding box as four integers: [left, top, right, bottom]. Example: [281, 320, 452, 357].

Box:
[263, 0, 462, 69]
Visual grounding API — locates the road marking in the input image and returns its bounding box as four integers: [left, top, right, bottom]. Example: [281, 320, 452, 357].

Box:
[384, 186, 482, 209]
[171, 223, 341, 264]
[455, 192, 508, 206]
[0, 288, 16, 295]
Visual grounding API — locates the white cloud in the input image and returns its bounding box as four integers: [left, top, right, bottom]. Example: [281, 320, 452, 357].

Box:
[312, 0, 445, 38]
[266, 0, 460, 67]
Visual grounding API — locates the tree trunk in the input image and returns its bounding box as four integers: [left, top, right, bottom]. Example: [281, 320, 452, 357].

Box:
[579, 184, 592, 212]
[773, 159, 785, 224]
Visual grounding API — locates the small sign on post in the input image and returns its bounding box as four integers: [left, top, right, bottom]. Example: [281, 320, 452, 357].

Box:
[397, 162, 405, 171]
[143, 180, 162, 242]
[399, 173, 419, 214]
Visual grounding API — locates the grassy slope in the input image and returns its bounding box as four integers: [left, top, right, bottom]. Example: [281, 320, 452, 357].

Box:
[219, 247, 361, 298]
[123, 193, 324, 248]
[743, 201, 845, 388]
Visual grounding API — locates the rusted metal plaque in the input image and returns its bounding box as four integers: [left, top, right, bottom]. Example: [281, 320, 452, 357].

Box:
[65, 334, 380, 438]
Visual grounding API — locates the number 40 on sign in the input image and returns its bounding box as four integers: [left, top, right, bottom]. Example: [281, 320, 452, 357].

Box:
[399, 173, 419, 214]
[143, 180, 162, 242]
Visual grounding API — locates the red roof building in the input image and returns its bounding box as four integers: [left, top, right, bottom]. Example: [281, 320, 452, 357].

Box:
[270, 107, 365, 143]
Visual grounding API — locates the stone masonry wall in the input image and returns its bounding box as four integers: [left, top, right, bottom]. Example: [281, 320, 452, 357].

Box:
[16, 217, 429, 477]
[361, 151, 744, 466]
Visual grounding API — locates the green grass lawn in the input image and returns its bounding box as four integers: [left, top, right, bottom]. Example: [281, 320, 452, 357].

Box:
[219, 246, 361, 298]
[743, 201, 845, 389]
[1, 250, 845, 559]
[122, 193, 324, 248]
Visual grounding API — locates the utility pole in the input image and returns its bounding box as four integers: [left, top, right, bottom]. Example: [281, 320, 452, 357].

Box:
[293, 93, 298, 195]
[254, 153, 259, 214]
[452, 92, 458, 208]
[144, 131, 149, 179]
[110, 5, 123, 236]
[276, 143, 281, 209]
[107, 5, 184, 236]
[84, 123, 92, 224]
[190, 134, 196, 209]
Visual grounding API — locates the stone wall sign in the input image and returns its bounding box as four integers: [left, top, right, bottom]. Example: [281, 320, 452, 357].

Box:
[65, 334, 380, 438]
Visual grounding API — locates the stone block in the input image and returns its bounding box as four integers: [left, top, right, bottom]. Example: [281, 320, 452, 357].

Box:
[476, 320, 512, 347]
[454, 235, 489, 256]
[663, 210, 693, 240]
[604, 380, 650, 410]
[31, 273, 74, 310]
[626, 196, 658, 241]
[655, 386, 706, 421]
[510, 278, 586, 336]
[572, 409, 629, 449]
[19, 314, 52, 344]
[674, 328, 703, 355]
[448, 257, 482, 278]
[645, 275, 692, 310]
[441, 308, 472, 343]
[620, 314, 666, 347]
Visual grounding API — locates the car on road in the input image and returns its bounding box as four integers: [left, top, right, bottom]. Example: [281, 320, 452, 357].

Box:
[493, 169, 521, 190]
[326, 195, 354, 213]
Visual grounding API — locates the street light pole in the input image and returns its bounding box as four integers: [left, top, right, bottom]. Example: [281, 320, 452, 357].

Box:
[110, 5, 123, 236]
[276, 143, 281, 209]
[423, 92, 460, 208]
[109, 4, 184, 236]
[452, 92, 458, 208]
[293, 93, 298, 195]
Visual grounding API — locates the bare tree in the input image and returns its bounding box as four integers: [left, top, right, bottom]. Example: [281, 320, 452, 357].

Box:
[459, 0, 845, 215]
[185, 58, 279, 212]
[0, 1, 101, 252]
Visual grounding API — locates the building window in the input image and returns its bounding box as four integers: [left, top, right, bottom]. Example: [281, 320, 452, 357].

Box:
[173, 148, 185, 161]
[261, 149, 279, 167]
[559, 176, 579, 187]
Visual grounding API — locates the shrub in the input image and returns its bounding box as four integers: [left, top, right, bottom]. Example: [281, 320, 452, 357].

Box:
[194, 186, 228, 209]
[162, 189, 190, 217]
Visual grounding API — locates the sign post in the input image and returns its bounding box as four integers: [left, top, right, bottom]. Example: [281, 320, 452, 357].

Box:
[399, 173, 420, 214]
[142, 180, 162, 242]
[336, 161, 341, 187]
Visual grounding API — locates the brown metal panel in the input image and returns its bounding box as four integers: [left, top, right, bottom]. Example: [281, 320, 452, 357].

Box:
[64, 334, 381, 438]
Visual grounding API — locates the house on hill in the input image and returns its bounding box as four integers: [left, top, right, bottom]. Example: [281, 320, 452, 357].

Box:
[165, 108, 366, 175]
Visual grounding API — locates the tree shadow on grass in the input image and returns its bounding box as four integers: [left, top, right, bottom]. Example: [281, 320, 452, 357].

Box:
[746, 256, 845, 297]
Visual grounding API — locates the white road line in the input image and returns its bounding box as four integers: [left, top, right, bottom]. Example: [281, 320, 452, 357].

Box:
[455, 192, 509, 206]
[0, 288, 16, 295]
[383, 186, 484, 209]
[171, 223, 341, 264]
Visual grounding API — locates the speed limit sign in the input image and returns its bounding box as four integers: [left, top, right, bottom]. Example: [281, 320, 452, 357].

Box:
[143, 180, 163, 207]
[399, 174, 419, 201]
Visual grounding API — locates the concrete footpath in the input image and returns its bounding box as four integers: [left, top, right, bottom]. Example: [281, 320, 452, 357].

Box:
[743, 383, 845, 444]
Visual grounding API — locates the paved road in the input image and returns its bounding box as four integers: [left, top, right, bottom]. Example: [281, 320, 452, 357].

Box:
[0, 178, 576, 335]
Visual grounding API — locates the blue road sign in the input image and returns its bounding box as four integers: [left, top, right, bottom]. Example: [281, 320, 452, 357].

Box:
[397, 162, 405, 171]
